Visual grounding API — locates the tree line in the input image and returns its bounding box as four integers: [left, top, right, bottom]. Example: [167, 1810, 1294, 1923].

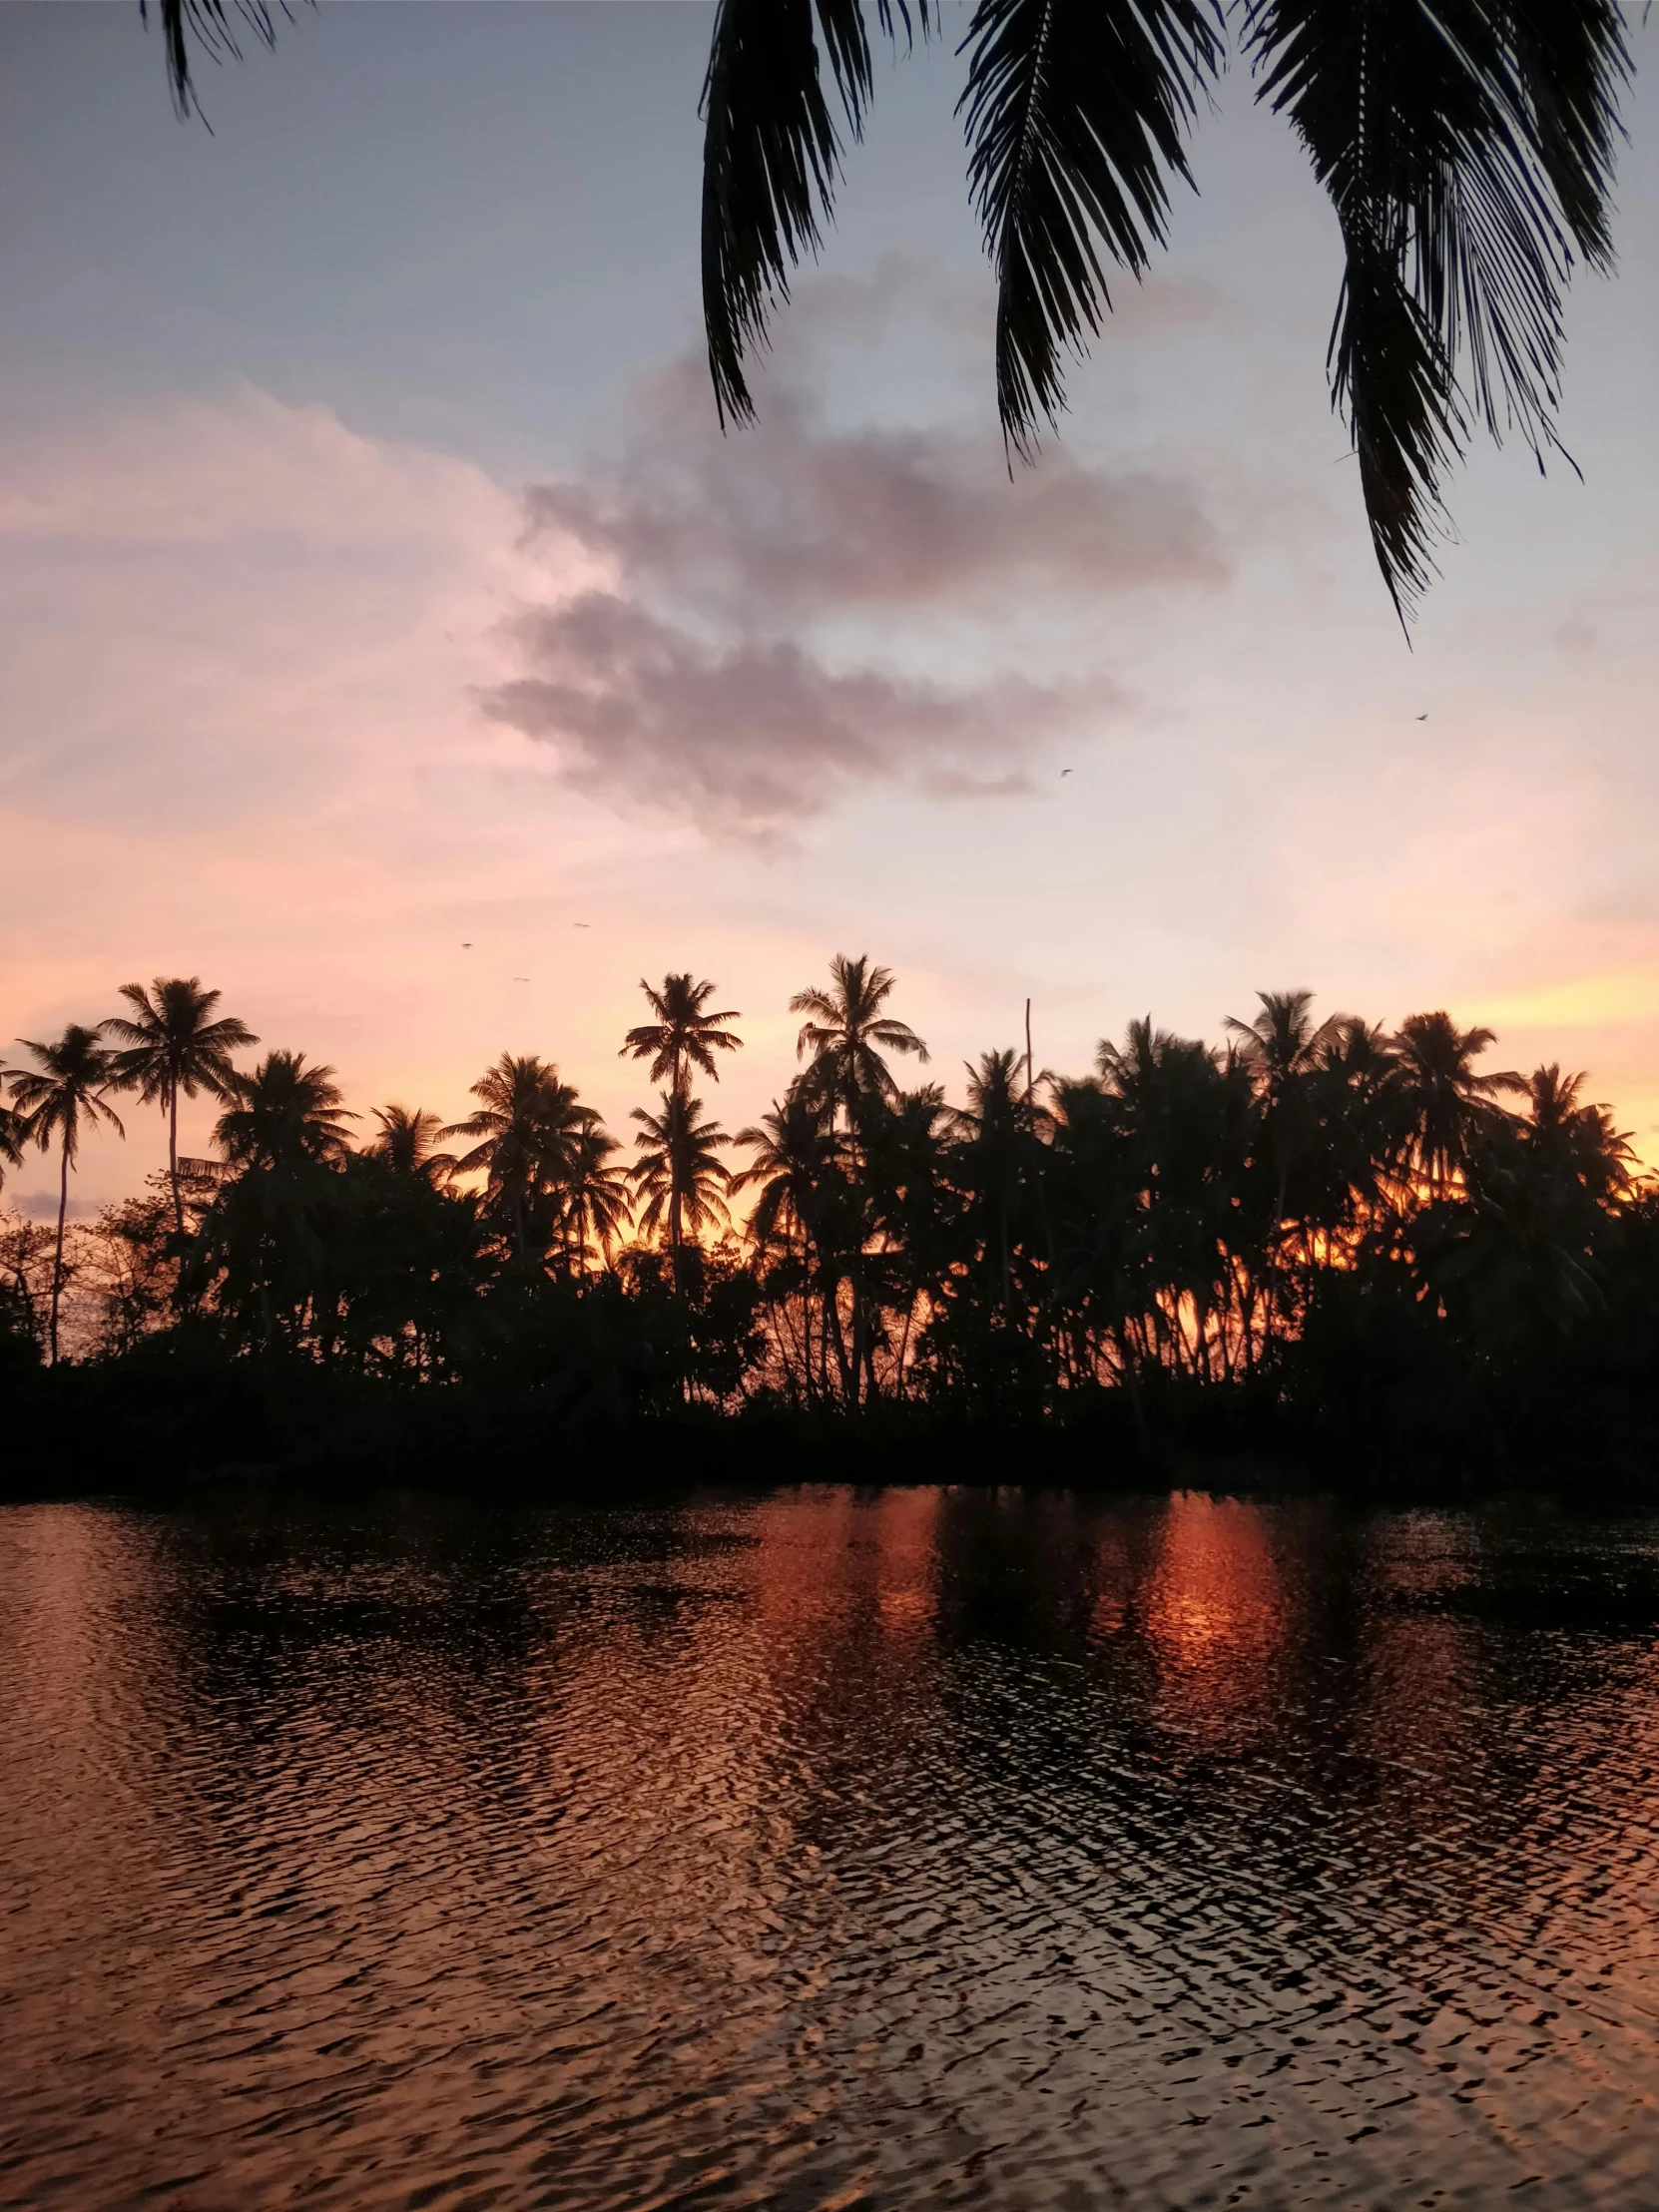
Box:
[3, 957, 1655, 1463]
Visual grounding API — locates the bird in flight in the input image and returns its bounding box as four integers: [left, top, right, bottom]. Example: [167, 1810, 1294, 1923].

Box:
[1060, 768, 1073, 778]
[512, 975, 529, 982]
[461, 941, 472, 948]
[573, 922, 590, 929]
[1415, 714, 1428, 722]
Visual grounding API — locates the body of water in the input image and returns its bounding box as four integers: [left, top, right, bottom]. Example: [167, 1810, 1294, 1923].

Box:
[3, 1485, 1659, 2208]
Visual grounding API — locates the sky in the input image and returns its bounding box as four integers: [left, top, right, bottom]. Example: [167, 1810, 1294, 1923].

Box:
[1, 2, 1656, 1211]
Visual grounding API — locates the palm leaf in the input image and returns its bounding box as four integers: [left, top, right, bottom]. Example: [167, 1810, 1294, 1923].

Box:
[144, 0, 305, 118]
[958, 0, 1221, 453]
[702, 0, 931, 425]
[1245, 0, 1630, 616]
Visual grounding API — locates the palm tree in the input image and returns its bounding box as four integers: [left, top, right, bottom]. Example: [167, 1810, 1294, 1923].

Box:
[733, 1084, 837, 1256]
[366, 1104, 454, 1183]
[213, 1052, 356, 1172]
[103, 976, 258, 1235]
[1226, 989, 1346, 1241]
[1516, 1064, 1634, 1207]
[441, 1054, 598, 1259]
[785, 959, 928, 1403]
[560, 1122, 634, 1271]
[1308, 1015, 1401, 1234]
[955, 1048, 1049, 1318]
[1391, 1011, 1521, 1195]
[700, 1, 1631, 616]
[791, 953, 929, 1123]
[631, 1089, 733, 1253]
[1097, 1017, 1254, 1381]
[734, 1081, 848, 1399]
[621, 974, 744, 1092]
[9, 1026, 126, 1365]
[0, 1076, 24, 1193]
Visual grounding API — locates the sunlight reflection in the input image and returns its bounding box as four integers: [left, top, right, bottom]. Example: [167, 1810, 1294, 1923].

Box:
[1143, 1491, 1293, 1741]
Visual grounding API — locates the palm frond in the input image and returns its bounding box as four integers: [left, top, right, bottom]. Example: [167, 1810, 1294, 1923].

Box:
[144, 0, 304, 119]
[702, 0, 931, 425]
[958, 0, 1220, 453]
[1245, 0, 1630, 616]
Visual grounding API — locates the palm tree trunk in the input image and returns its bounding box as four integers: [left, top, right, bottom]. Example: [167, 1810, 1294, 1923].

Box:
[49, 1138, 69, 1367]
[169, 1084, 184, 1239]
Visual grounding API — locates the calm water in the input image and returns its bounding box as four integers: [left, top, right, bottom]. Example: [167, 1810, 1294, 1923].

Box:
[3, 1488, 1659, 2210]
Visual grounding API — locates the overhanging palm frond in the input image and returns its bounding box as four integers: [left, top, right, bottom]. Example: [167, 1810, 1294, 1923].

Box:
[144, 0, 306, 119]
[958, 0, 1221, 452]
[1246, 0, 1630, 617]
[702, 0, 931, 425]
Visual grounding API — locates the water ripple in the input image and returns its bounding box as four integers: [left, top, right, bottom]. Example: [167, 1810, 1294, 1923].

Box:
[3, 1488, 1658, 2208]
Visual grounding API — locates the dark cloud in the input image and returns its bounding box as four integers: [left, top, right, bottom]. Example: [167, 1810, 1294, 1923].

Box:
[524, 361, 1225, 627]
[481, 592, 1097, 840]
[482, 279, 1227, 834]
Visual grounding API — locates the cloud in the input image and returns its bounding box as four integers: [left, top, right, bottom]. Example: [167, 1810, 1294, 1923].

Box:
[481, 281, 1228, 832]
[482, 591, 1091, 836]
[525, 363, 1225, 628]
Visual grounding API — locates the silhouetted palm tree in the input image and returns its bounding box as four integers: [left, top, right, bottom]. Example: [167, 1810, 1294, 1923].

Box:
[792, 953, 929, 1122]
[104, 976, 258, 1235]
[9, 1026, 125, 1364]
[631, 1089, 732, 1253]
[0, 1087, 23, 1192]
[956, 1047, 1049, 1318]
[734, 1081, 850, 1399]
[366, 1104, 454, 1184]
[1305, 1015, 1401, 1236]
[621, 974, 744, 1092]
[442, 1054, 599, 1259]
[1515, 1064, 1634, 1206]
[735, 1089, 826, 1244]
[1227, 988, 1347, 1249]
[1391, 1011, 1521, 1195]
[561, 1121, 633, 1271]
[213, 1052, 355, 1173]
[700, 0, 1631, 615]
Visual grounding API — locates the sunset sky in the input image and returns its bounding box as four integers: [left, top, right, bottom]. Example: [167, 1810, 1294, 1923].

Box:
[2, 3, 1656, 1210]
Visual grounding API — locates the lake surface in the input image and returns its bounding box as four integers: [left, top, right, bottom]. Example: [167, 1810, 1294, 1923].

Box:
[3, 1487, 1659, 2210]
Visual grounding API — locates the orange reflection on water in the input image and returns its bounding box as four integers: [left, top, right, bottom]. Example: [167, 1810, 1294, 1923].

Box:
[1143, 1491, 1294, 1741]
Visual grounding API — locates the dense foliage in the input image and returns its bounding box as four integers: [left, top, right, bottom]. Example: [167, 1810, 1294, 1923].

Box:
[4, 964, 1657, 1478]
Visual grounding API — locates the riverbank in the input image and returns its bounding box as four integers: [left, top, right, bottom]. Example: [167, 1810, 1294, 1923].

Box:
[8, 1342, 1657, 1509]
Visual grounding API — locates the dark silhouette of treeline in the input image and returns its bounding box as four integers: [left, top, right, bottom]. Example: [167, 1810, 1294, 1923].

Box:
[5, 958, 1658, 1492]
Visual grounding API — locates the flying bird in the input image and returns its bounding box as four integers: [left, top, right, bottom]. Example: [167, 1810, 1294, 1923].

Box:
[1415, 714, 1428, 722]
[1060, 769, 1074, 777]
[573, 923, 590, 929]
[512, 975, 529, 982]
[461, 941, 472, 948]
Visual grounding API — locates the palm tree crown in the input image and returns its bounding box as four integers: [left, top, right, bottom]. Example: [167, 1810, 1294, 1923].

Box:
[732, 1084, 837, 1255]
[792, 953, 929, 1120]
[366, 1104, 453, 1182]
[561, 1121, 634, 1269]
[213, 1052, 355, 1174]
[0, 1089, 24, 1189]
[1392, 1010, 1519, 1192]
[631, 1089, 733, 1250]
[104, 976, 257, 1233]
[621, 973, 744, 1092]
[441, 1054, 602, 1258]
[9, 1025, 126, 1364]
[1515, 1064, 1634, 1206]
